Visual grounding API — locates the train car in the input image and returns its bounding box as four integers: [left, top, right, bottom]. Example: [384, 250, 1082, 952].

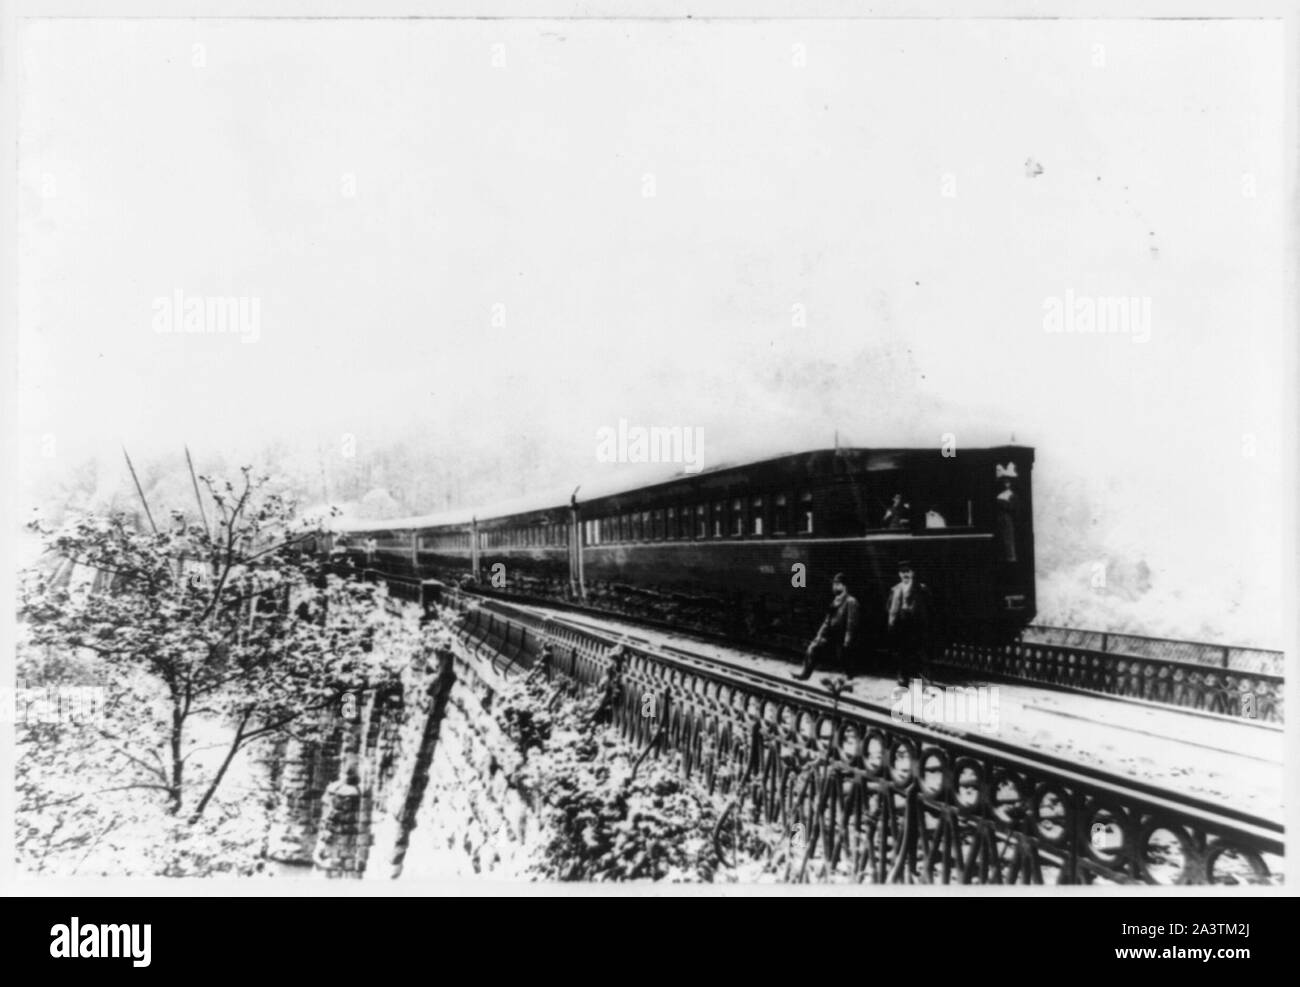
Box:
[329, 445, 1035, 650]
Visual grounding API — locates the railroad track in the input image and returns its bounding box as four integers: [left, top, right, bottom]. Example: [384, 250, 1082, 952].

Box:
[361, 566, 1284, 724]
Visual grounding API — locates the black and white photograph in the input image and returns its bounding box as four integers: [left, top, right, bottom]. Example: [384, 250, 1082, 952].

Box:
[2, 0, 1296, 913]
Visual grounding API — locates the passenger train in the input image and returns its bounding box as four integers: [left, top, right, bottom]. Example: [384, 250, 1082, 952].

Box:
[326, 446, 1036, 652]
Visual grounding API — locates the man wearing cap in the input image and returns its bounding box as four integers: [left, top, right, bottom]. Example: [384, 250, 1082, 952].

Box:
[887, 561, 933, 686]
[794, 572, 862, 680]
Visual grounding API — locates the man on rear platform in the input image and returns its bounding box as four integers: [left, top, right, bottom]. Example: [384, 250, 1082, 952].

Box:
[794, 572, 863, 680]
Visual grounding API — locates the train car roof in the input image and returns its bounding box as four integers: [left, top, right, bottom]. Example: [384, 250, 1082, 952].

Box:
[328, 445, 1033, 534]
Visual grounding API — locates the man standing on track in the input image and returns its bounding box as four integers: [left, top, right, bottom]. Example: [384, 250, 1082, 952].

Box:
[794, 572, 862, 680]
[887, 560, 932, 686]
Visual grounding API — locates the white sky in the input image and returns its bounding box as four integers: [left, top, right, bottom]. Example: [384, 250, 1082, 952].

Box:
[13, 16, 1290, 638]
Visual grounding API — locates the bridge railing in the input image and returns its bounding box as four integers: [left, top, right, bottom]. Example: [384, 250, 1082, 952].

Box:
[1024, 624, 1283, 676]
[963, 628, 1285, 724]
[441, 591, 1283, 886]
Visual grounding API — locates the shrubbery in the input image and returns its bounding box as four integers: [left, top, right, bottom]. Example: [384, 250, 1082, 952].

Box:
[495, 676, 760, 882]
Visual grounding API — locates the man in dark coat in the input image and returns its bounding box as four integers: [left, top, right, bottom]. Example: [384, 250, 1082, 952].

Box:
[794, 573, 862, 680]
[887, 561, 933, 686]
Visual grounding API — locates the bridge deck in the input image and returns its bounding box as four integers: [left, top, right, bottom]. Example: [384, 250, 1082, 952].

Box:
[520, 604, 1284, 824]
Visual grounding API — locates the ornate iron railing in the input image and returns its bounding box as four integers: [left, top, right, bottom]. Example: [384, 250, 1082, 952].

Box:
[940, 638, 1283, 724]
[1024, 624, 1282, 676]
[441, 590, 1282, 886]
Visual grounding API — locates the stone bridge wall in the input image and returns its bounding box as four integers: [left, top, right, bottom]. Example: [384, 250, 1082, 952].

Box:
[261, 625, 582, 880]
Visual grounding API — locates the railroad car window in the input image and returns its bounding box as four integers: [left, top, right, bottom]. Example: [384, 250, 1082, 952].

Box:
[631, 512, 643, 541]
[694, 505, 706, 538]
[712, 502, 724, 538]
[731, 499, 744, 536]
[871, 474, 914, 530]
[752, 497, 764, 536]
[652, 509, 664, 540]
[800, 492, 814, 534]
[666, 506, 677, 540]
[773, 494, 789, 535]
[919, 497, 973, 529]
